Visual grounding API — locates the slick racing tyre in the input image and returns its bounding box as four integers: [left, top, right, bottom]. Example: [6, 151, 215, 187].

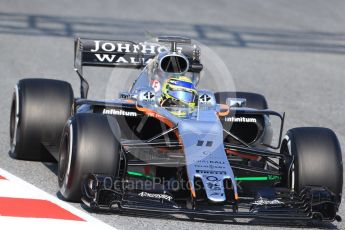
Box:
[9, 78, 74, 161]
[281, 127, 343, 202]
[214, 92, 268, 109]
[58, 113, 121, 202]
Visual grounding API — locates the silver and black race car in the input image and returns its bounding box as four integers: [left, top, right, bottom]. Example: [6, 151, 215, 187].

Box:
[9, 36, 343, 223]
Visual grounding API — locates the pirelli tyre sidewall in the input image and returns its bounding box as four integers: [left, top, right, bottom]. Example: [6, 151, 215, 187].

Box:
[58, 113, 121, 202]
[282, 127, 343, 203]
[9, 78, 73, 161]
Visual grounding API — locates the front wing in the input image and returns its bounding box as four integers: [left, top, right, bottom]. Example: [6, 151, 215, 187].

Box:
[81, 174, 341, 223]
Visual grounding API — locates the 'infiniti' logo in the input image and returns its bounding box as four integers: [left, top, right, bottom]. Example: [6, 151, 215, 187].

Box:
[103, 109, 137, 117]
[225, 117, 257, 123]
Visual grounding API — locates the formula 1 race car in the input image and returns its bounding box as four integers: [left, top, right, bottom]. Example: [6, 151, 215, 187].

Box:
[9, 36, 343, 223]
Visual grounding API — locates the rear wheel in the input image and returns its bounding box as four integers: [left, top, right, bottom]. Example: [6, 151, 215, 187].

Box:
[9, 79, 74, 161]
[58, 113, 121, 202]
[281, 127, 343, 202]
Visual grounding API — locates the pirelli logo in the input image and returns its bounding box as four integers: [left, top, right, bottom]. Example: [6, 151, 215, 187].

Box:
[196, 170, 226, 175]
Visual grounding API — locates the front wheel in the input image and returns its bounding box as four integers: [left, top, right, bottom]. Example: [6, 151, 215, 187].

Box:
[58, 113, 121, 202]
[281, 127, 343, 203]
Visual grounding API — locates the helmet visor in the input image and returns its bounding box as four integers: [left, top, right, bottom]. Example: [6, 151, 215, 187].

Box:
[168, 90, 196, 103]
[170, 80, 195, 89]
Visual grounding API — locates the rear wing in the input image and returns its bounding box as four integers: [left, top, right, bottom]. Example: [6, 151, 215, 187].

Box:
[74, 37, 203, 98]
[74, 37, 202, 75]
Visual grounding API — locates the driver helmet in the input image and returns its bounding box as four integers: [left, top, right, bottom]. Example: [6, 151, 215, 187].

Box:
[160, 76, 198, 117]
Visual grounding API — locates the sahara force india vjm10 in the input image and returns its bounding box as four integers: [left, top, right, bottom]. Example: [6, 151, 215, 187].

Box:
[9, 36, 343, 223]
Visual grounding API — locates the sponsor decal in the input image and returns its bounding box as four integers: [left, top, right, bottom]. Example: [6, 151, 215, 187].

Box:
[196, 170, 226, 175]
[268, 175, 282, 181]
[210, 192, 224, 196]
[194, 164, 225, 169]
[252, 197, 284, 206]
[146, 112, 164, 119]
[143, 91, 155, 101]
[89, 40, 183, 64]
[199, 94, 211, 103]
[207, 182, 221, 191]
[209, 160, 226, 164]
[102, 109, 137, 117]
[151, 80, 161, 92]
[224, 117, 257, 123]
[206, 176, 221, 181]
[93, 54, 152, 64]
[91, 41, 171, 54]
[196, 160, 226, 165]
[137, 192, 173, 201]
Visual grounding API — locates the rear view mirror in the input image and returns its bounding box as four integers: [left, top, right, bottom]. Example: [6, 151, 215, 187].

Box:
[226, 98, 246, 108]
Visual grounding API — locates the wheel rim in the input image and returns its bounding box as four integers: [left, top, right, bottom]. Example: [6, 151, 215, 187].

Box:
[287, 139, 295, 191]
[283, 135, 295, 191]
[58, 131, 69, 182]
[10, 85, 20, 153]
[59, 123, 73, 195]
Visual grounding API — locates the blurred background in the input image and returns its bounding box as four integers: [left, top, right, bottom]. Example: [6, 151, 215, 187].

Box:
[0, 0, 344, 229]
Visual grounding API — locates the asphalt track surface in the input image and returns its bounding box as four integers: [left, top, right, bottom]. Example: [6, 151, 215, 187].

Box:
[1, 0, 345, 229]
